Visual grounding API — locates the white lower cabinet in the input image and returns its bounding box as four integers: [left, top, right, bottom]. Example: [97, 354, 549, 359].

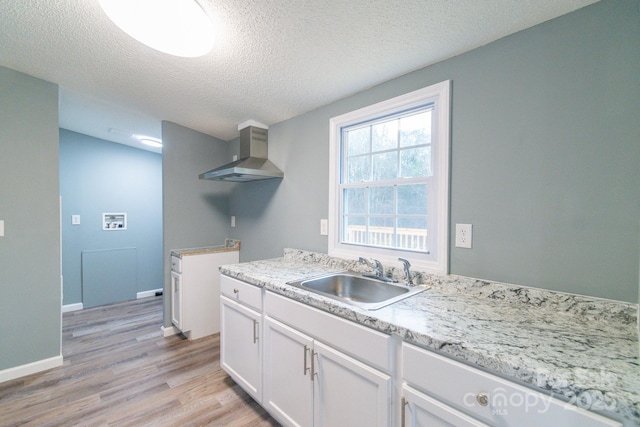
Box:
[220, 294, 262, 403]
[171, 250, 239, 339]
[219, 275, 621, 427]
[263, 292, 392, 427]
[402, 342, 621, 427]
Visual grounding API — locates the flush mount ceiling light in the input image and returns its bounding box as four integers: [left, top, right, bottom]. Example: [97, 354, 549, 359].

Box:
[99, 0, 214, 58]
[136, 135, 163, 148]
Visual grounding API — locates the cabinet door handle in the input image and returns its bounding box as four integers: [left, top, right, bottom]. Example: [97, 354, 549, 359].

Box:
[253, 320, 259, 344]
[233, 288, 239, 294]
[303, 345, 310, 376]
[401, 397, 408, 427]
[310, 350, 317, 381]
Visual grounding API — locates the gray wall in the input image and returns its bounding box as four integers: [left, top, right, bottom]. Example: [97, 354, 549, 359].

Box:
[0, 66, 61, 369]
[161, 121, 233, 326]
[447, 0, 639, 303]
[229, 0, 640, 303]
[227, 112, 331, 261]
[59, 129, 163, 305]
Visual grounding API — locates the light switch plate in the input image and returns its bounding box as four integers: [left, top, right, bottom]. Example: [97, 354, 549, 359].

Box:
[0, 220, 4, 237]
[231, 216, 236, 228]
[320, 219, 328, 236]
[455, 223, 472, 248]
[72, 215, 81, 225]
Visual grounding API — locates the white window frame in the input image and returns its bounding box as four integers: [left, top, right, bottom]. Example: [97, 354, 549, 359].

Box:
[328, 81, 451, 274]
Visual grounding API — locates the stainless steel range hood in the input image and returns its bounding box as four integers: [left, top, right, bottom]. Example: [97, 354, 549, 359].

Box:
[199, 123, 284, 182]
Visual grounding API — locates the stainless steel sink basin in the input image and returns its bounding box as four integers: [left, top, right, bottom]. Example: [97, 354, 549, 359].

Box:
[287, 273, 426, 310]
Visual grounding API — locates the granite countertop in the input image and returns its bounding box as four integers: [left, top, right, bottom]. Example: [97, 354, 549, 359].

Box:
[171, 239, 240, 257]
[220, 248, 640, 425]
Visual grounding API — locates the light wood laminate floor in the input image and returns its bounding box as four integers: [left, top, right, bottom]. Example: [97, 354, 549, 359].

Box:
[0, 296, 279, 426]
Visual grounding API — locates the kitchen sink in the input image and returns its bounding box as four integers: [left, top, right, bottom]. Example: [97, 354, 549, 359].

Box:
[287, 273, 426, 310]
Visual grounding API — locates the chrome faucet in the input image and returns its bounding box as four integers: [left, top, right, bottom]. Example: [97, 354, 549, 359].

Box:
[398, 258, 414, 285]
[359, 257, 384, 279]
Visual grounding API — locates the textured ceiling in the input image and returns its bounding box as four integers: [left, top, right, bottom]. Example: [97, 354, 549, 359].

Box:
[0, 0, 601, 151]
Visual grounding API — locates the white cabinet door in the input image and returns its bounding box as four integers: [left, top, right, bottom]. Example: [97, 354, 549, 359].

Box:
[314, 340, 391, 427]
[403, 384, 489, 427]
[220, 295, 262, 403]
[170, 271, 182, 329]
[263, 316, 391, 427]
[263, 317, 314, 427]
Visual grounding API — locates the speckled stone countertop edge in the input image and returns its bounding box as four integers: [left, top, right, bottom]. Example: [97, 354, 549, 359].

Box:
[219, 248, 640, 425]
[171, 239, 241, 257]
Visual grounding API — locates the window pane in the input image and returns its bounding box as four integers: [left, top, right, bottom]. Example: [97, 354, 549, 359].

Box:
[344, 188, 366, 214]
[346, 126, 369, 156]
[343, 216, 366, 244]
[370, 186, 394, 215]
[372, 152, 397, 181]
[400, 146, 431, 178]
[372, 120, 398, 152]
[397, 217, 428, 251]
[346, 155, 370, 183]
[398, 184, 427, 215]
[399, 110, 431, 147]
[369, 217, 394, 248]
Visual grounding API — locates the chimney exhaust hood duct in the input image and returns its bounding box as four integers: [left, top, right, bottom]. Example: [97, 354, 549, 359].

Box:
[199, 121, 284, 182]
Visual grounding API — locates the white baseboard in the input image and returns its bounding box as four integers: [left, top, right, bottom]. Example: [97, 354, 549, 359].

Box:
[0, 355, 63, 384]
[137, 288, 162, 299]
[62, 290, 161, 313]
[62, 303, 83, 313]
[161, 325, 179, 337]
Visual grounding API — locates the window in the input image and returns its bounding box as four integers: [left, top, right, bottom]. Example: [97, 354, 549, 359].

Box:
[329, 81, 450, 274]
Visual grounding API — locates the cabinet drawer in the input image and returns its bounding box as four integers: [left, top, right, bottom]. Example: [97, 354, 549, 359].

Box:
[265, 291, 391, 373]
[170, 255, 181, 273]
[221, 274, 262, 311]
[403, 384, 489, 427]
[402, 342, 621, 427]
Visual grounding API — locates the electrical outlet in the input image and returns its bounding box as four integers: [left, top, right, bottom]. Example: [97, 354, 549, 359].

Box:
[72, 215, 81, 225]
[455, 223, 472, 248]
